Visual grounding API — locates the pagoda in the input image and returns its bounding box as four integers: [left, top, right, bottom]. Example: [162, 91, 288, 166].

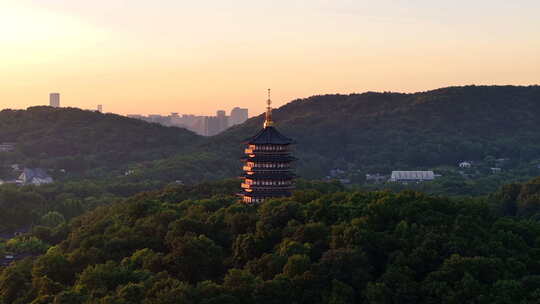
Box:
[240, 90, 296, 204]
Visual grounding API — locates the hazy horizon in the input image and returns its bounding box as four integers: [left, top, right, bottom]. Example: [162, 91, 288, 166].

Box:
[1, 0, 539, 116]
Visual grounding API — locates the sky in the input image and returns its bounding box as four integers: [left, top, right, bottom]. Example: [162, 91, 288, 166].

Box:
[0, 0, 539, 116]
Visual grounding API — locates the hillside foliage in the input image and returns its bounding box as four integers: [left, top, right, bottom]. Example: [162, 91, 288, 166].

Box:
[0, 107, 200, 176]
[2, 179, 540, 303]
[139, 85, 540, 188]
[1, 86, 539, 194]
[0, 179, 167, 234]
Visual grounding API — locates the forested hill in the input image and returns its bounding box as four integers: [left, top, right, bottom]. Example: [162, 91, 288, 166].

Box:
[0, 107, 201, 175]
[141, 85, 540, 181]
[2, 179, 540, 303]
[2, 86, 539, 183]
[221, 85, 540, 175]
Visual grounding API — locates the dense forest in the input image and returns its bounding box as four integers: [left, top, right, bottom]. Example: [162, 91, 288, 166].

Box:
[0, 179, 169, 234]
[1, 178, 540, 303]
[0, 107, 201, 176]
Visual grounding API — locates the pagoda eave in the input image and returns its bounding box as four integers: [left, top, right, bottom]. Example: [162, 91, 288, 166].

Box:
[242, 172, 297, 179]
[241, 156, 297, 162]
[239, 190, 292, 198]
[241, 184, 295, 191]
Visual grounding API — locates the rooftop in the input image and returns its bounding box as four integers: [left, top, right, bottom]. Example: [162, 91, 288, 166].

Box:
[391, 171, 435, 181]
[21, 168, 51, 180]
[245, 126, 294, 145]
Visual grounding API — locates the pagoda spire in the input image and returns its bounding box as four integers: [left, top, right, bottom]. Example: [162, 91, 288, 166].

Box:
[264, 88, 274, 128]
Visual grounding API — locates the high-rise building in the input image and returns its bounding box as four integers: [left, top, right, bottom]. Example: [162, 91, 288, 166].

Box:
[230, 107, 249, 126]
[182, 114, 198, 128]
[190, 117, 207, 136]
[49, 93, 60, 108]
[97, 105, 103, 112]
[216, 110, 229, 132]
[239, 90, 296, 204]
[206, 110, 229, 136]
[206, 116, 220, 136]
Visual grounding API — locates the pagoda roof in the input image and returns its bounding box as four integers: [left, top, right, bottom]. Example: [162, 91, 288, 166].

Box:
[245, 126, 294, 145]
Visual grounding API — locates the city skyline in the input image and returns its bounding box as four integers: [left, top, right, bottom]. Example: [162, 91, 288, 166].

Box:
[3, 92, 253, 118]
[1, 1, 539, 115]
[128, 107, 248, 136]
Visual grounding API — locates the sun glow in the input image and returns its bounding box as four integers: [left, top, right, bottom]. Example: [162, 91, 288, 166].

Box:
[0, 3, 108, 65]
[0, 0, 538, 115]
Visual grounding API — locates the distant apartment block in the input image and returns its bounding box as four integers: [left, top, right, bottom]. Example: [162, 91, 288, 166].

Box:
[127, 106, 248, 136]
[206, 110, 229, 136]
[49, 93, 60, 107]
[217, 110, 228, 132]
[97, 105, 103, 112]
[230, 107, 249, 126]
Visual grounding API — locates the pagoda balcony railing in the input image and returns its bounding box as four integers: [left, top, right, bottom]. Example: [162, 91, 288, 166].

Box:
[244, 148, 290, 154]
[242, 184, 295, 190]
[247, 185, 295, 190]
[243, 180, 294, 186]
[243, 167, 293, 172]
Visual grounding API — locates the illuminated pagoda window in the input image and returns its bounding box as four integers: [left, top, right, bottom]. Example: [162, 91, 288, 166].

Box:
[240, 89, 296, 204]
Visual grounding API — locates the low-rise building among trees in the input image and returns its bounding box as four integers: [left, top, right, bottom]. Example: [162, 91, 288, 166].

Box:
[459, 161, 472, 168]
[0, 143, 15, 152]
[18, 168, 53, 185]
[491, 167, 502, 174]
[390, 171, 435, 183]
[366, 173, 387, 183]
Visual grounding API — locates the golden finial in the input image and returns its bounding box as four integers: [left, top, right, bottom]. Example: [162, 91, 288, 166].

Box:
[264, 88, 274, 128]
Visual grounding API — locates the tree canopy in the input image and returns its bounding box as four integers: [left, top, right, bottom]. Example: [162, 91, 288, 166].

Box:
[2, 179, 540, 303]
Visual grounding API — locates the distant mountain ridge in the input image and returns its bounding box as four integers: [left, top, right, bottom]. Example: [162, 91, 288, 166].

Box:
[1, 85, 539, 182]
[0, 106, 201, 176]
[143, 85, 540, 181]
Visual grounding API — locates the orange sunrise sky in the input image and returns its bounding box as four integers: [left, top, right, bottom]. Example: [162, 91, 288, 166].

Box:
[1, 0, 539, 116]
